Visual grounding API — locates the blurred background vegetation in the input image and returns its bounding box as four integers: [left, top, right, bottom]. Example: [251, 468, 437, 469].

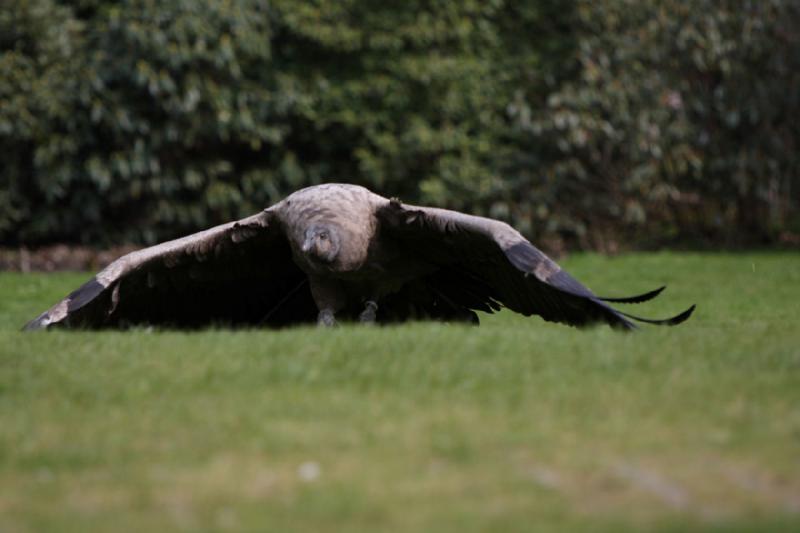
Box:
[1, 0, 798, 250]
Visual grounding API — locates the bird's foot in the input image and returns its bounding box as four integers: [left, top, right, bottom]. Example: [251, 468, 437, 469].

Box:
[358, 300, 378, 324]
[317, 309, 337, 327]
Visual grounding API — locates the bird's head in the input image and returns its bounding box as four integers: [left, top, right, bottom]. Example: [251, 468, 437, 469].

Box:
[301, 224, 341, 263]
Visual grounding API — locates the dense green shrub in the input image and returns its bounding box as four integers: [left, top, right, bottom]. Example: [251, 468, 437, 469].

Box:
[0, 0, 85, 241]
[504, 0, 800, 248]
[1, 0, 797, 248]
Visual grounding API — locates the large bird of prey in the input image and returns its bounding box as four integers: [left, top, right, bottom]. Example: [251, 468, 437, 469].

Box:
[24, 183, 694, 331]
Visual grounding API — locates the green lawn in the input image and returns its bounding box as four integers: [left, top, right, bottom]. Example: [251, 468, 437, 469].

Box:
[1, 252, 799, 532]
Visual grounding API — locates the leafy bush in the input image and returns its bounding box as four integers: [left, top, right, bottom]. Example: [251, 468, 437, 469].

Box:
[505, 0, 800, 248]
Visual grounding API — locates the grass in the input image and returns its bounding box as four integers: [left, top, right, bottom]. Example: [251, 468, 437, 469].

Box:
[1, 252, 799, 532]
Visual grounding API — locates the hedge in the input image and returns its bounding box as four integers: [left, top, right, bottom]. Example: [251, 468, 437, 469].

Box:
[1, 0, 797, 249]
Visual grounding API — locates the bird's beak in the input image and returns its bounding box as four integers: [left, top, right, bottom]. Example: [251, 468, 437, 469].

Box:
[301, 239, 312, 253]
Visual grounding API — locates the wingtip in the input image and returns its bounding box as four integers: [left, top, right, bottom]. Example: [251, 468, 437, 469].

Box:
[616, 303, 696, 327]
[22, 313, 49, 332]
[599, 285, 666, 304]
[670, 304, 696, 325]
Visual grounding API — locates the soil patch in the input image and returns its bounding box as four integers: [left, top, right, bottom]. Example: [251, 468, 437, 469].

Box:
[0, 245, 138, 272]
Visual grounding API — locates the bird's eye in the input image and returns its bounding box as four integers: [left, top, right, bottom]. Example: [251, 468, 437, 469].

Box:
[319, 233, 328, 240]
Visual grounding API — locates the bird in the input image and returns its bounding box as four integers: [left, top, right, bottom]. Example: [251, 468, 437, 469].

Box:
[24, 183, 694, 331]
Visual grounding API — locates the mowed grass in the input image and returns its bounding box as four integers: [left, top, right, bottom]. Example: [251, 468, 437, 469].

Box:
[1, 252, 799, 532]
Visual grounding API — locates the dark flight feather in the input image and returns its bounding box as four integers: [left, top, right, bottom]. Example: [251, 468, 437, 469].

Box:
[598, 286, 666, 304]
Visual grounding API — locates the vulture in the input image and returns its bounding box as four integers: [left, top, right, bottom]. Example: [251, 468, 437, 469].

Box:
[24, 183, 694, 331]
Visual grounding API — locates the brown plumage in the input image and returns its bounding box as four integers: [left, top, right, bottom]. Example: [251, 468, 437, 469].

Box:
[24, 183, 694, 331]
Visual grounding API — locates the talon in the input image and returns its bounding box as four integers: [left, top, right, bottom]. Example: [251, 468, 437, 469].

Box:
[359, 300, 378, 324]
[317, 309, 337, 327]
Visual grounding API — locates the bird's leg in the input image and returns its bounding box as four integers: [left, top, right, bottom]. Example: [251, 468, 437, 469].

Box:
[309, 277, 346, 328]
[358, 300, 378, 324]
[317, 308, 337, 327]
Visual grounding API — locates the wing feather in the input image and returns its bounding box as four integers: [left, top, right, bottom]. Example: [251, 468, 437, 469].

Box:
[597, 286, 665, 304]
[24, 208, 315, 330]
[376, 200, 694, 329]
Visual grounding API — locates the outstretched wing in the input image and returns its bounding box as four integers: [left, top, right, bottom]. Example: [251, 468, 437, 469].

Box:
[376, 200, 694, 330]
[24, 208, 315, 330]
